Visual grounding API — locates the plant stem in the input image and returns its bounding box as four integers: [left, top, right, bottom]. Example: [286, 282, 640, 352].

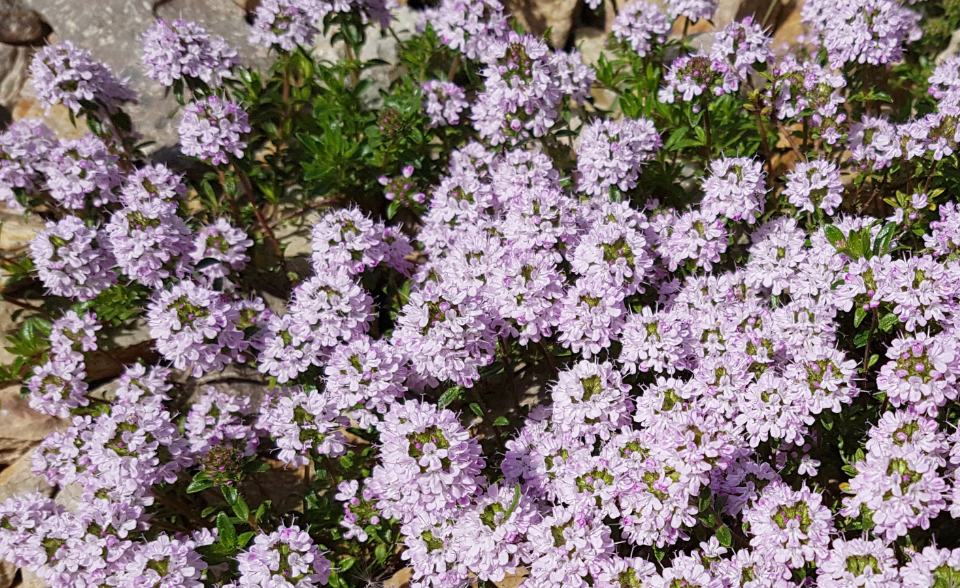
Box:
[447, 55, 461, 82]
[775, 119, 807, 163]
[703, 103, 712, 159]
[862, 307, 878, 377]
[498, 336, 522, 410]
[233, 162, 284, 260]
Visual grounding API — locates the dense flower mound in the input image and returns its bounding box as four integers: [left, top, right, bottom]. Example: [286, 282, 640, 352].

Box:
[9, 1, 960, 587]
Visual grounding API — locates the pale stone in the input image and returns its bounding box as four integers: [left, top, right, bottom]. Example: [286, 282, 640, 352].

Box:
[0, 387, 65, 466]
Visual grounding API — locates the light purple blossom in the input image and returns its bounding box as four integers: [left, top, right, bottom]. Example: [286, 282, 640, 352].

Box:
[577, 117, 660, 196]
[256, 386, 348, 466]
[422, 80, 469, 127]
[179, 95, 251, 164]
[142, 19, 239, 87]
[146, 279, 246, 377]
[784, 159, 843, 215]
[30, 215, 117, 301]
[611, 1, 670, 56]
[30, 41, 136, 115]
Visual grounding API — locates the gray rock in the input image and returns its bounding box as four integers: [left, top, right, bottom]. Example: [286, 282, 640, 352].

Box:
[0, 0, 47, 46]
[313, 5, 419, 108]
[506, 0, 579, 48]
[20, 0, 272, 149]
[0, 449, 53, 503]
[0, 561, 14, 588]
[0, 387, 66, 467]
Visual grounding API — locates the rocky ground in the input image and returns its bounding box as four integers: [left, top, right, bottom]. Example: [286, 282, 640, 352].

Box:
[0, 0, 809, 585]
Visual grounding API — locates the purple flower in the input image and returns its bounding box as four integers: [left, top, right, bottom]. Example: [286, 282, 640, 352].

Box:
[817, 537, 900, 587]
[179, 95, 251, 165]
[114, 534, 206, 588]
[901, 545, 960, 587]
[701, 156, 766, 223]
[551, 361, 634, 443]
[185, 387, 259, 458]
[393, 279, 496, 387]
[611, 1, 670, 56]
[577, 117, 661, 197]
[710, 16, 773, 79]
[744, 481, 834, 569]
[427, 0, 510, 60]
[249, 0, 324, 51]
[49, 310, 100, 363]
[287, 270, 373, 348]
[422, 80, 469, 127]
[665, 0, 716, 20]
[619, 306, 692, 375]
[323, 335, 408, 426]
[310, 207, 391, 275]
[191, 218, 253, 279]
[0, 119, 55, 211]
[256, 386, 348, 466]
[713, 548, 793, 587]
[146, 279, 246, 377]
[142, 19, 239, 87]
[380, 166, 427, 207]
[877, 332, 958, 416]
[105, 165, 193, 288]
[451, 483, 540, 582]
[30, 41, 136, 115]
[557, 273, 626, 358]
[471, 31, 564, 145]
[237, 525, 331, 588]
[925, 201, 960, 255]
[28, 355, 89, 418]
[784, 159, 843, 215]
[487, 245, 565, 345]
[841, 443, 948, 542]
[803, 0, 921, 69]
[657, 209, 729, 272]
[525, 502, 615, 588]
[85, 397, 191, 500]
[551, 49, 596, 104]
[45, 134, 122, 209]
[770, 57, 846, 125]
[367, 399, 485, 522]
[743, 217, 807, 296]
[257, 313, 327, 384]
[30, 216, 117, 301]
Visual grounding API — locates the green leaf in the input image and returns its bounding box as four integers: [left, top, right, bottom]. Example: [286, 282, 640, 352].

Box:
[201, 505, 221, 518]
[238, 531, 256, 548]
[222, 485, 239, 505]
[217, 512, 237, 548]
[653, 545, 666, 561]
[386, 200, 401, 220]
[186, 478, 215, 494]
[339, 557, 357, 573]
[847, 231, 864, 259]
[868, 354, 879, 368]
[438, 386, 465, 408]
[873, 222, 897, 256]
[716, 526, 732, 547]
[824, 225, 845, 247]
[878, 313, 899, 333]
[469, 403, 484, 418]
[854, 307, 867, 328]
[255, 500, 271, 522]
[243, 459, 272, 475]
[231, 497, 250, 522]
[854, 330, 870, 348]
[375, 543, 388, 564]
[493, 416, 510, 426]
